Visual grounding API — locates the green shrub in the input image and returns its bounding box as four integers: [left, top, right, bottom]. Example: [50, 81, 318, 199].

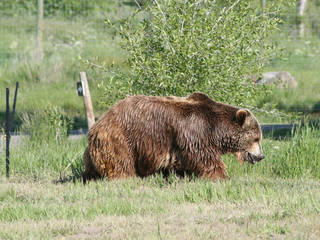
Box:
[0, 0, 37, 17]
[104, 0, 285, 106]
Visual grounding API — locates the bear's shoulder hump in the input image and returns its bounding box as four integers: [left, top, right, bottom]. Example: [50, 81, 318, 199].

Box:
[187, 92, 214, 104]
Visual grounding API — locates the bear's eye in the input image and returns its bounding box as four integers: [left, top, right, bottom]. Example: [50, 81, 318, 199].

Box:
[254, 138, 259, 142]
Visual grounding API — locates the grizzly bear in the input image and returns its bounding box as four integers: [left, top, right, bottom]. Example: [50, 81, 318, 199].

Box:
[83, 92, 264, 181]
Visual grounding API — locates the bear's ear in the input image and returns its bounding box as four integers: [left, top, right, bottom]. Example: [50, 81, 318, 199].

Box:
[235, 109, 248, 127]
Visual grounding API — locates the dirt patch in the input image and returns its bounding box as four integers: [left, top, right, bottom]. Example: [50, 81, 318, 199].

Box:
[66, 226, 105, 240]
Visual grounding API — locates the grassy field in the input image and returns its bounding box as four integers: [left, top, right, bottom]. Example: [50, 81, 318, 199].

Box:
[1, 1, 320, 130]
[1, 125, 320, 239]
[0, 3, 130, 130]
[0, 176, 319, 239]
[1, 2, 320, 239]
[261, 34, 320, 116]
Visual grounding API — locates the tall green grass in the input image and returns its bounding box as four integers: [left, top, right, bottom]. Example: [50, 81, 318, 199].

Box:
[0, 176, 319, 239]
[0, 107, 85, 180]
[260, 35, 320, 114]
[0, 113, 319, 239]
[0, 6, 130, 130]
[224, 124, 320, 179]
[1, 1, 320, 130]
[1, 114, 319, 181]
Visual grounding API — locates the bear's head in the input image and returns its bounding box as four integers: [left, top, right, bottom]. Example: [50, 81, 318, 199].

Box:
[233, 109, 264, 165]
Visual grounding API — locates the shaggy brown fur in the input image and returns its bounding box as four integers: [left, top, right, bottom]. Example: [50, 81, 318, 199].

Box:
[83, 92, 264, 181]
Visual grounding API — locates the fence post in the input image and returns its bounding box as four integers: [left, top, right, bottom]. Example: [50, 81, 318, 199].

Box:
[5, 88, 10, 178]
[79, 72, 95, 129]
[10, 83, 19, 130]
[4, 83, 19, 179]
[36, 0, 44, 63]
[298, 0, 308, 37]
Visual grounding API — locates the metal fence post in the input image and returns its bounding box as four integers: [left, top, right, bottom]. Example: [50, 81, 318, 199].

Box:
[5, 88, 10, 178]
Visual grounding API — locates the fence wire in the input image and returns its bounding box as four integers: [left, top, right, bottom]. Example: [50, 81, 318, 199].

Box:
[0, 0, 319, 118]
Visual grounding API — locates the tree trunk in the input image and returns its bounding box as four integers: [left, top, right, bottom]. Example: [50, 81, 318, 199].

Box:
[298, 0, 307, 37]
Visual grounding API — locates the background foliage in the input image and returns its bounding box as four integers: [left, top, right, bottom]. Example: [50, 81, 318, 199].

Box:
[0, 0, 113, 18]
[104, 0, 275, 106]
[1, 0, 320, 128]
[0, 2, 320, 238]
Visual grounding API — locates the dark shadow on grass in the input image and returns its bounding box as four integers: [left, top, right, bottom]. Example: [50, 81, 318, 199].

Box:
[0, 111, 92, 133]
[263, 128, 296, 140]
[54, 168, 199, 185]
[54, 164, 85, 184]
[0, 111, 23, 131]
[263, 119, 320, 140]
[72, 115, 88, 130]
[312, 101, 320, 113]
[276, 101, 320, 114]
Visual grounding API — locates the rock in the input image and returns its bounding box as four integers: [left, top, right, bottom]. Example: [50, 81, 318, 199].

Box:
[255, 71, 298, 88]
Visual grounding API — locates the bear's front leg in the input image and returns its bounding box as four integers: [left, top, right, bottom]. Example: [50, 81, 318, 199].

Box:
[196, 161, 228, 181]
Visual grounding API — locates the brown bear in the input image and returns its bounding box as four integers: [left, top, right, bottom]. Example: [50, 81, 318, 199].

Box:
[83, 92, 264, 181]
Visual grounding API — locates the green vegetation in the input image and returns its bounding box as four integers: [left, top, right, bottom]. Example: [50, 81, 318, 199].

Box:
[0, 124, 320, 238]
[262, 36, 320, 114]
[0, 0, 121, 18]
[105, 0, 279, 106]
[0, 1, 320, 238]
[2, 121, 320, 181]
[0, 0, 319, 129]
[0, 1, 132, 130]
[0, 176, 319, 239]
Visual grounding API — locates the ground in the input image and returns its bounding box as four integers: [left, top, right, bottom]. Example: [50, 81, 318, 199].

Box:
[0, 127, 320, 239]
[0, 177, 319, 239]
[1, 2, 320, 239]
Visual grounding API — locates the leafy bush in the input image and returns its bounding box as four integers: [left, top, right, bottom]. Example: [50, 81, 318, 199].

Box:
[0, 0, 37, 17]
[104, 0, 284, 106]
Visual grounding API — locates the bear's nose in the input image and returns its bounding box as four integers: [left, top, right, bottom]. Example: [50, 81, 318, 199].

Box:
[258, 154, 265, 161]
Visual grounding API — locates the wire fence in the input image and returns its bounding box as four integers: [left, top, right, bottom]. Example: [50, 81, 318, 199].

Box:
[0, 1, 133, 65]
[0, 0, 319, 118]
[1, 1, 320, 62]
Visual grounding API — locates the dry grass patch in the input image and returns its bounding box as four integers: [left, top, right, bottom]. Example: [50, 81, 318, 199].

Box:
[0, 177, 319, 239]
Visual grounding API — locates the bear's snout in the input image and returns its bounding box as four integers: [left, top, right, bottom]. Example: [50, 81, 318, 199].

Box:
[248, 152, 264, 164]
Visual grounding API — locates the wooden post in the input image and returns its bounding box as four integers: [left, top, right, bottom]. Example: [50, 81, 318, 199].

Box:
[79, 72, 95, 129]
[298, 0, 308, 37]
[5, 88, 10, 178]
[36, 0, 44, 63]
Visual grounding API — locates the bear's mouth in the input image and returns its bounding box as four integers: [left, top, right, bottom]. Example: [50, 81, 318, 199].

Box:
[248, 152, 264, 164]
